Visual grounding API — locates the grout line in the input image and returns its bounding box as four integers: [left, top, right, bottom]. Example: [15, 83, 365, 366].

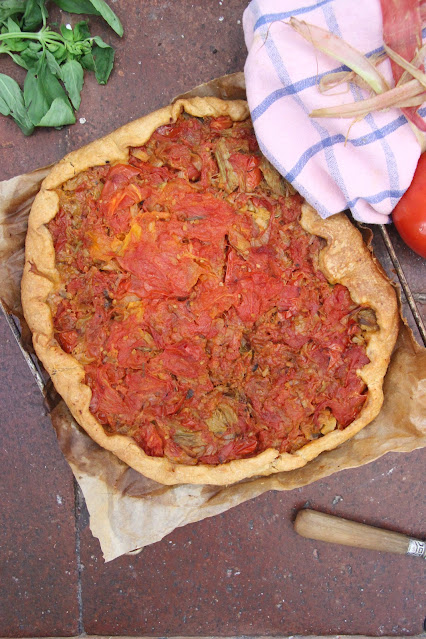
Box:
[1, 634, 424, 639]
[73, 477, 85, 636]
[379, 225, 426, 346]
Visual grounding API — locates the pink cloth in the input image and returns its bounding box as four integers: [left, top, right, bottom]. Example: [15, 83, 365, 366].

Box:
[243, 0, 424, 223]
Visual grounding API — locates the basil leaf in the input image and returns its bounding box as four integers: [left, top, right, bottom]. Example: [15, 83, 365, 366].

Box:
[0, 1, 25, 25]
[88, 0, 123, 37]
[73, 20, 91, 42]
[49, 42, 67, 64]
[0, 95, 8, 115]
[19, 47, 40, 68]
[22, 0, 46, 32]
[28, 40, 42, 51]
[92, 35, 110, 48]
[50, 0, 100, 15]
[7, 16, 21, 32]
[0, 75, 19, 114]
[24, 62, 73, 125]
[37, 96, 75, 127]
[7, 51, 29, 69]
[38, 0, 48, 25]
[80, 52, 95, 71]
[92, 37, 114, 84]
[6, 38, 29, 52]
[60, 23, 74, 41]
[0, 74, 23, 115]
[61, 59, 83, 109]
[24, 69, 50, 124]
[45, 49, 62, 78]
[0, 73, 34, 135]
[50, 0, 123, 36]
[0, 0, 26, 9]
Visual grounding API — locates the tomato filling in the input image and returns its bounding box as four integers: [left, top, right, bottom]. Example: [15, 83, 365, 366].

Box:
[48, 114, 376, 466]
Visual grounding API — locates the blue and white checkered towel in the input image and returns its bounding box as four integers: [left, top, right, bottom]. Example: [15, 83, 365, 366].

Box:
[243, 0, 425, 224]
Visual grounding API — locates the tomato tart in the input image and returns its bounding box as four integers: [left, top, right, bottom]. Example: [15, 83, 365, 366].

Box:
[22, 98, 399, 485]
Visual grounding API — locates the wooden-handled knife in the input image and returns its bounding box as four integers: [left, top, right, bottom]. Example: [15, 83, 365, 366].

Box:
[294, 509, 426, 558]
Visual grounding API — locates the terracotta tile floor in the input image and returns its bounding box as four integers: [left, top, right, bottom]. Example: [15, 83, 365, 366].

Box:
[0, 2, 425, 636]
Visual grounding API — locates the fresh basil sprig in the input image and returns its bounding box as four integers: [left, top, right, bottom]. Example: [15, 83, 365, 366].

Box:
[0, 0, 123, 135]
[51, 0, 123, 37]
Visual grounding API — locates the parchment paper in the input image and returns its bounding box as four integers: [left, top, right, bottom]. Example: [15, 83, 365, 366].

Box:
[1, 73, 425, 561]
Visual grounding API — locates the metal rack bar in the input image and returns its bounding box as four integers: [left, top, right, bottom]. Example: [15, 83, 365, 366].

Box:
[379, 225, 426, 346]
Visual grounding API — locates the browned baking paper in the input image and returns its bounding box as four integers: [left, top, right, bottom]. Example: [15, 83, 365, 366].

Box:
[1, 73, 425, 561]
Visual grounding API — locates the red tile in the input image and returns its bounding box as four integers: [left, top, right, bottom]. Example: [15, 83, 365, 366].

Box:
[0, 313, 80, 636]
[80, 451, 425, 637]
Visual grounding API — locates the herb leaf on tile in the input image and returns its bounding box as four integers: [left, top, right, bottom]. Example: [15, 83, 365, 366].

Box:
[0, 0, 122, 134]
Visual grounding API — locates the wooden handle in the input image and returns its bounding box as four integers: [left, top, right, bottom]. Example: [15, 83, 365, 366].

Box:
[294, 509, 417, 556]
